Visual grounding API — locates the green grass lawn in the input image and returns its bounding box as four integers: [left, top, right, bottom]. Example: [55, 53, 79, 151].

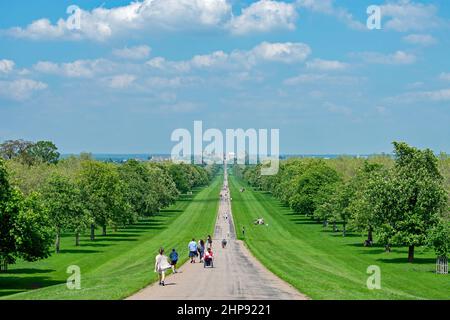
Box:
[0, 175, 222, 300]
[229, 173, 450, 300]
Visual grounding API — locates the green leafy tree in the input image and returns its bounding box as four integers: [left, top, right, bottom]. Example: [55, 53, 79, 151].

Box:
[0, 159, 53, 271]
[41, 173, 87, 251]
[28, 141, 60, 164]
[428, 221, 449, 259]
[78, 161, 130, 239]
[371, 142, 448, 262]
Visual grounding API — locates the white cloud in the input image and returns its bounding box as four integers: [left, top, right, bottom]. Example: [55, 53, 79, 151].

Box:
[4, 0, 232, 41]
[439, 73, 450, 82]
[146, 41, 312, 72]
[354, 51, 416, 65]
[284, 73, 361, 86]
[250, 42, 311, 63]
[107, 74, 136, 89]
[403, 34, 437, 46]
[306, 58, 348, 71]
[380, 1, 441, 32]
[113, 45, 151, 60]
[390, 88, 450, 103]
[0, 59, 15, 74]
[227, 0, 298, 35]
[34, 59, 114, 78]
[0, 79, 47, 101]
[296, 0, 365, 30]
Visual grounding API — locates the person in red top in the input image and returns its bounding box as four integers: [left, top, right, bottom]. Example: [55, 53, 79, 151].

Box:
[204, 247, 214, 267]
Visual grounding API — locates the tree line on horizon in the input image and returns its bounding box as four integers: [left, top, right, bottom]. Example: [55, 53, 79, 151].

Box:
[237, 142, 450, 263]
[0, 139, 219, 272]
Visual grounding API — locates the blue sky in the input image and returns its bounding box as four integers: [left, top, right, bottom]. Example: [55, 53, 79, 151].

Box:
[0, 0, 449, 154]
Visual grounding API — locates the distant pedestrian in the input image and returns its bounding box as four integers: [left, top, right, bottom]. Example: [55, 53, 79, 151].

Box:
[242, 226, 245, 237]
[154, 248, 171, 286]
[207, 235, 213, 249]
[198, 239, 205, 262]
[169, 248, 179, 273]
[188, 238, 198, 263]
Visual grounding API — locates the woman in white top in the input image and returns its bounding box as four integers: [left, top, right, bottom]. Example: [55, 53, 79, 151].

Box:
[154, 248, 171, 286]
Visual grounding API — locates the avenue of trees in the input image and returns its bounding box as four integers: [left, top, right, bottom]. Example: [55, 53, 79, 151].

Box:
[0, 140, 218, 271]
[237, 142, 450, 263]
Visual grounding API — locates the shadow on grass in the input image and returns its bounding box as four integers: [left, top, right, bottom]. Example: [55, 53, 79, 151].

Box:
[0, 276, 64, 292]
[3, 268, 55, 275]
[59, 249, 101, 254]
[377, 257, 436, 264]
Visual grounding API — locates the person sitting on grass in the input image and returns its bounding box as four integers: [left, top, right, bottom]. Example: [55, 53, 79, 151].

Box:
[154, 248, 171, 287]
[188, 238, 198, 263]
[169, 248, 179, 273]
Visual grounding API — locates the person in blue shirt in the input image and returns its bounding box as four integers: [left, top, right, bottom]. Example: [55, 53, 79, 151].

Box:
[188, 238, 198, 263]
[169, 248, 179, 273]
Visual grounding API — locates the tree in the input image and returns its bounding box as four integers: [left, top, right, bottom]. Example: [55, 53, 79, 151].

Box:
[78, 161, 130, 239]
[370, 142, 448, 262]
[0, 159, 53, 272]
[428, 221, 449, 259]
[40, 173, 87, 251]
[119, 160, 157, 218]
[27, 141, 60, 164]
[0, 140, 35, 165]
[289, 161, 340, 216]
[348, 162, 385, 244]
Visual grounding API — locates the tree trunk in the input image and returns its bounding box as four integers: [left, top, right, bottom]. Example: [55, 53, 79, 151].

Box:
[75, 232, 80, 246]
[90, 224, 95, 241]
[367, 228, 373, 243]
[55, 232, 61, 254]
[408, 245, 415, 263]
[342, 222, 346, 237]
[333, 221, 337, 232]
[0, 258, 7, 273]
[102, 225, 107, 236]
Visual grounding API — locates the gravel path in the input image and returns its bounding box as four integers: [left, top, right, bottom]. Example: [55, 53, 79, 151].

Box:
[127, 166, 308, 300]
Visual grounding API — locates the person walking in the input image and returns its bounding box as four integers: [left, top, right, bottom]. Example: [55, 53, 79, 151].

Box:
[188, 238, 198, 263]
[154, 248, 171, 286]
[169, 248, 179, 273]
[207, 235, 213, 249]
[242, 226, 245, 238]
[198, 239, 205, 263]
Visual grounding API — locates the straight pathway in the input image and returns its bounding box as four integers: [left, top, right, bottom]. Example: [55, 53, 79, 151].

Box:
[128, 164, 308, 300]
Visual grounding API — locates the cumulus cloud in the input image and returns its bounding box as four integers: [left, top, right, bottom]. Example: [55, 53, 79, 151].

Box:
[403, 34, 437, 46]
[296, 0, 365, 30]
[380, 0, 441, 32]
[0, 59, 15, 74]
[146, 41, 312, 72]
[0, 79, 47, 101]
[34, 59, 115, 78]
[113, 45, 151, 60]
[4, 0, 232, 41]
[353, 51, 416, 65]
[306, 58, 348, 71]
[107, 74, 136, 89]
[227, 0, 298, 35]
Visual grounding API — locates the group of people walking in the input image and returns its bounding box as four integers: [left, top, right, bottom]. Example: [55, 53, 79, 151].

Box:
[188, 236, 213, 264]
[154, 236, 214, 287]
